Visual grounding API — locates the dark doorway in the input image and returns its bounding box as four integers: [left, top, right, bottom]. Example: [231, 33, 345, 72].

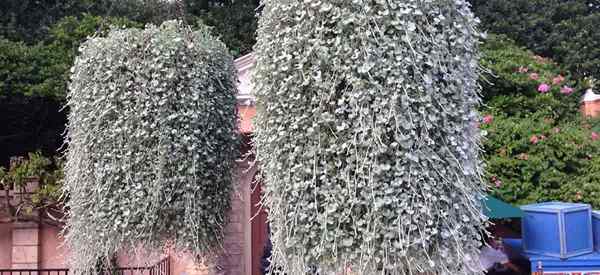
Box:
[250, 178, 268, 275]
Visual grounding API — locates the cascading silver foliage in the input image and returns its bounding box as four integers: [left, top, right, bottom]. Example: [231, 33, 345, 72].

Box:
[63, 20, 238, 273]
[253, 0, 488, 274]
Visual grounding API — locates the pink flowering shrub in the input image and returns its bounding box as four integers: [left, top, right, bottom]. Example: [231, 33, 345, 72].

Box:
[480, 34, 600, 207]
[482, 115, 600, 207]
[480, 34, 582, 121]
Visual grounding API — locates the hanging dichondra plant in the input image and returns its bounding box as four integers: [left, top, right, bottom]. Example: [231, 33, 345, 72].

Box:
[64, 20, 238, 272]
[253, 0, 488, 274]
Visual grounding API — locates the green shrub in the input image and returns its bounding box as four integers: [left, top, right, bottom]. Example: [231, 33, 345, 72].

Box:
[480, 34, 582, 121]
[482, 115, 600, 207]
[479, 35, 600, 208]
[63, 20, 238, 272]
[254, 1, 487, 274]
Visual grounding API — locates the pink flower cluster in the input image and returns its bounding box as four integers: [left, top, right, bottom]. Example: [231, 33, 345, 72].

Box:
[529, 134, 547, 144]
[491, 176, 502, 188]
[517, 66, 574, 95]
[483, 115, 494, 124]
[561, 86, 574, 95]
[537, 83, 551, 93]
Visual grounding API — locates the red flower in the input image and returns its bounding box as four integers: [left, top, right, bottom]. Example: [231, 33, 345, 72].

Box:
[592, 132, 599, 141]
[529, 73, 540, 80]
[553, 127, 561, 133]
[518, 66, 529, 73]
[552, 75, 565, 85]
[538, 83, 551, 93]
[491, 176, 502, 188]
[495, 179, 503, 188]
[560, 86, 574, 95]
[483, 115, 494, 124]
[517, 153, 529, 160]
[530, 135, 539, 144]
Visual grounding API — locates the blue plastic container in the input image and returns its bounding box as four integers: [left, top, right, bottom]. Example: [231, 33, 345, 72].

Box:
[521, 202, 593, 259]
[593, 211, 600, 251]
[504, 238, 600, 273]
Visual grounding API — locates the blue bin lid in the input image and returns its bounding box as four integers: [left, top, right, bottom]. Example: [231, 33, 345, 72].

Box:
[521, 201, 591, 212]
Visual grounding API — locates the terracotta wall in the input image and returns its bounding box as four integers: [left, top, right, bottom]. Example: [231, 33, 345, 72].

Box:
[40, 225, 67, 269]
[582, 100, 600, 118]
[0, 223, 12, 268]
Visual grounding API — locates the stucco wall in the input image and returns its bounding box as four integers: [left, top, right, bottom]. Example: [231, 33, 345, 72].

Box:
[0, 223, 12, 269]
[40, 225, 67, 268]
[582, 100, 600, 118]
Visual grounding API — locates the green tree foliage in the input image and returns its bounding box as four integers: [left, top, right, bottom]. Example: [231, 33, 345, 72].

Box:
[100, 0, 260, 57]
[193, 1, 258, 57]
[0, 15, 140, 167]
[0, 39, 66, 98]
[483, 116, 600, 207]
[479, 35, 600, 208]
[0, 0, 96, 42]
[0, 14, 140, 99]
[470, 0, 600, 78]
[547, 13, 600, 78]
[254, 0, 487, 274]
[64, 21, 238, 272]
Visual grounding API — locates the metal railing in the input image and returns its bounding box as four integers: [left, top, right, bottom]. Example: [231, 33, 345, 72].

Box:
[0, 269, 68, 275]
[0, 257, 169, 275]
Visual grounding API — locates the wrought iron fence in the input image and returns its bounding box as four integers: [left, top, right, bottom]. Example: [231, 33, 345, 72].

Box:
[0, 269, 68, 275]
[0, 257, 169, 275]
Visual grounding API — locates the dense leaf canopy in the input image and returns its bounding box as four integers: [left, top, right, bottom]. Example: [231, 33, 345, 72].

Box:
[63, 20, 238, 271]
[254, 0, 487, 274]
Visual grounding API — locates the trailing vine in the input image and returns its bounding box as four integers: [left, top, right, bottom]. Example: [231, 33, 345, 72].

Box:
[64, 20, 238, 273]
[253, 0, 488, 274]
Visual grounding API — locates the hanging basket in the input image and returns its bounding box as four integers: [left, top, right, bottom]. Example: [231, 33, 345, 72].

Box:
[63, 20, 239, 273]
